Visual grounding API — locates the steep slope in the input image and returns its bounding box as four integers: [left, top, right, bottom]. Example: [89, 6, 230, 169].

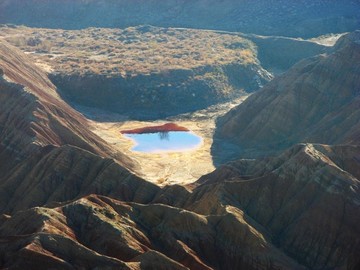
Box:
[1, 25, 334, 119]
[180, 143, 360, 270]
[0, 144, 159, 215]
[0, 6, 359, 270]
[1, 25, 272, 118]
[1, 144, 359, 269]
[244, 34, 329, 73]
[213, 31, 360, 162]
[0, 39, 135, 165]
[0, 39, 185, 270]
[0, 34, 359, 270]
[0, 39, 160, 213]
[0, 194, 304, 270]
[0, 0, 359, 38]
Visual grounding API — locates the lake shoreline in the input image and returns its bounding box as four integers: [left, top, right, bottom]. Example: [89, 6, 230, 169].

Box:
[121, 123, 189, 134]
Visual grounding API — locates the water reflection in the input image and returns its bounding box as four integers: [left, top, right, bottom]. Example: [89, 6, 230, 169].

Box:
[159, 131, 169, 140]
[124, 131, 202, 153]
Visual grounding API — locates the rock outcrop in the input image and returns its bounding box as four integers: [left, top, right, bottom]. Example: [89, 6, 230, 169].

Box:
[0, 10, 359, 270]
[0, 40, 135, 169]
[1, 25, 272, 118]
[0, 40, 159, 215]
[0, 194, 304, 270]
[214, 31, 360, 162]
[183, 143, 360, 270]
[1, 144, 359, 269]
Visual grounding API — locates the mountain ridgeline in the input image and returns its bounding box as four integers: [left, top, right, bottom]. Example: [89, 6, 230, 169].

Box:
[0, 0, 359, 38]
[0, 2, 359, 270]
[0, 30, 359, 270]
[0, 25, 331, 119]
[213, 31, 360, 163]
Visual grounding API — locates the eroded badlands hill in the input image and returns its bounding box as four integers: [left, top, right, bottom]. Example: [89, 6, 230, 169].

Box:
[0, 39, 137, 163]
[1, 25, 333, 119]
[0, 40, 150, 209]
[193, 143, 360, 269]
[1, 144, 359, 269]
[1, 25, 272, 118]
[0, 29, 359, 270]
[214, 31, 360, 162]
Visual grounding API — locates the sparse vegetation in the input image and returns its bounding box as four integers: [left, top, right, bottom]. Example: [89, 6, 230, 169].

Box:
[0, 25, 258, 77]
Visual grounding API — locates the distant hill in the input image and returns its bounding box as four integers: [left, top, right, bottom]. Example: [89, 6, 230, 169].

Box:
[1, 25, 332, 119]
[0, 0, 359, 37]
[0, 25, 272, 118]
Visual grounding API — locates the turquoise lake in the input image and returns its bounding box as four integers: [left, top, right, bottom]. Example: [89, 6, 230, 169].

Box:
[124, 131, 202, 153]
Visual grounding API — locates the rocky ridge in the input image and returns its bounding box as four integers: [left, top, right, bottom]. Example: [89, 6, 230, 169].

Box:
[1, 143, 359, 269]
[0, 8, 359, 270]
[1, 25, 273, 118]
[0, 39, 134, 168]
[0, 35, 359, 269]
[214, 31, 360, 162]
[1, 25, 333, 119]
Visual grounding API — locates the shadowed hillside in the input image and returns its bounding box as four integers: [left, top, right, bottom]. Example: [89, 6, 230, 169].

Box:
[0, 2, 359, 270]
[0, 0, 359, 38]
[213, 31, 360, 163]
[1, 25, 334, 119]
[0, 34, 359, 269]
[1, 25, 274, 118]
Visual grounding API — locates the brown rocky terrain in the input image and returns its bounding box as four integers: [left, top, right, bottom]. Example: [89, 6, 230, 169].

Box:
[0, 38, 162, 209]
[0, 194, 303, 270]
[0, 37, 168, 269]
[0, 39, 135, 170]
[189, 143, 360, 270]
[1, 144, 359, 269]
[1, 25, 272, 118]
[1, 25, 333, 120]
[0, 8, 359, 270]
[214, 30, 360, 163]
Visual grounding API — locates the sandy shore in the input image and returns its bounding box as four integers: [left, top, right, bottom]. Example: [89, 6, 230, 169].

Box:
[90, 96, 248, 186]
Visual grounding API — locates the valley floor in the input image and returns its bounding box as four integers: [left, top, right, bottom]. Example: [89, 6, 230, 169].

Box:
[89, 96, 248, 185]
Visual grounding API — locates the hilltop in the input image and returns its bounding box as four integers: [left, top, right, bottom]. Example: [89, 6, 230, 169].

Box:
[213, 31, 360, 163]
[1, 25, 272, 118]
[1, 25, 331, 118]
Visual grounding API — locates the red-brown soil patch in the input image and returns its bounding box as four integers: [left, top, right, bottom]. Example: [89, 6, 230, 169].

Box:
[121, 123, 189, 134]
